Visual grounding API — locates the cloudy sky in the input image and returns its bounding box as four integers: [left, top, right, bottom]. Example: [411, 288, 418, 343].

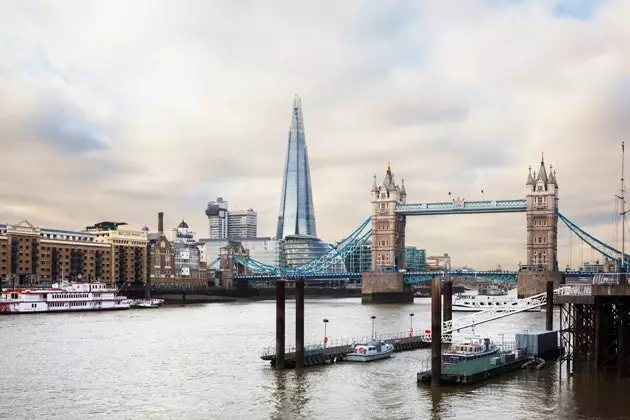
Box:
[1, 0, 629, 270]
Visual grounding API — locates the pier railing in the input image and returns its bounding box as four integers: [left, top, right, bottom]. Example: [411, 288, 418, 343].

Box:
[261, 330, 433, 357]
[593, 273, 620, 285]
[556, 284, 592, 296]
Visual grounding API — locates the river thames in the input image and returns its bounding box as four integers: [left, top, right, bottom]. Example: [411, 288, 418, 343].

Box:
[2, 297, 630, 419]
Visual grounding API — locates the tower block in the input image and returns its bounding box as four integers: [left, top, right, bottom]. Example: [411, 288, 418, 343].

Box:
[518, 154, 563, 297]
[362, 163, 413, 304]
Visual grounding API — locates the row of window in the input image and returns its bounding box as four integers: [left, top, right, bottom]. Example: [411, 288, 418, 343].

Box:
[533, 251, 548, 264]
[52, 294, 90, 299]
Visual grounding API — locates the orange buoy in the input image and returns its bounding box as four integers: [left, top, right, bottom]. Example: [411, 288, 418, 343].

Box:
[324, 336, 328, 344]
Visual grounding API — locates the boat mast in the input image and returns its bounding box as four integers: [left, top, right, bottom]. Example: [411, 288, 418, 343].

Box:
[621, 142, 627, 270]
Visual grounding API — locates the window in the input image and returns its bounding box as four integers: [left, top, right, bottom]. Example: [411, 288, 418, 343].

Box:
[155, 250, 160, 267]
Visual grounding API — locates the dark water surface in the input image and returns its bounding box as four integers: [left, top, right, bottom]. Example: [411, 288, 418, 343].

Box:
[1, 297, 630, 419]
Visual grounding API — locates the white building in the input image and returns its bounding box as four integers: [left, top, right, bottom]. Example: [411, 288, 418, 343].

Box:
[227, 209, 257, 239]
[427, 254, 451, 271]
[205, 197, 229, 239]
[170, 220, 202, 278]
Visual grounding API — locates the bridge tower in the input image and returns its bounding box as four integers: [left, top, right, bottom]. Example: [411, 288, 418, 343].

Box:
[525, 154, 559, 271]
[362, 163, 413, 304]
[519, 154, 563, 297]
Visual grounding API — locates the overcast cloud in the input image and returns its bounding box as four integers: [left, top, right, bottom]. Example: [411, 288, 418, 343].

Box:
[1, 0, 629, 269]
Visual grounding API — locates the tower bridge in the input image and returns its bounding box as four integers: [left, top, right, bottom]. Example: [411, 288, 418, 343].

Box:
[232, 154, 626, 302]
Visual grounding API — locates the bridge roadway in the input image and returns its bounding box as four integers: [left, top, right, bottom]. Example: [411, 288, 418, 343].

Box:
[234, 270, 596, 282]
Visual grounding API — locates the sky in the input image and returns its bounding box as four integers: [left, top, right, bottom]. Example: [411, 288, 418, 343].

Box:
[1, 0, 629, 270]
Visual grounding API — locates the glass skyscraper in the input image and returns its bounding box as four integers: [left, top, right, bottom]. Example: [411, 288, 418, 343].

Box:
[276, 95, 317, 239]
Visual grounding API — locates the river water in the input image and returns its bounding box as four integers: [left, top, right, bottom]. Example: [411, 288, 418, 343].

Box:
[1, 297, 629, 420]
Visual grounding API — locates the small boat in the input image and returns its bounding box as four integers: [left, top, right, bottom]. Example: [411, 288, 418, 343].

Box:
[453, 293, 541, 312]
[136, 298, 164, 308]
[442, 336, 500, 364]
[346, 340, 394, 362]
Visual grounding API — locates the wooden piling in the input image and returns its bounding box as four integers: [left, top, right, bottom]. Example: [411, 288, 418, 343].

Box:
[443, 280, 452, 322]
[431, 278, 442, 386]
[295, 279, 305, 369]
[546, 280, 553, 331]
[276, 281, 286, 369]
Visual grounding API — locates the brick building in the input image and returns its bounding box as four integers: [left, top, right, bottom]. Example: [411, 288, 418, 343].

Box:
[0, 220, 112, 285]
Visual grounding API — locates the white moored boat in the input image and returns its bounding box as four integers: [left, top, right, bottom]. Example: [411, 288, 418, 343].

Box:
[136, 298, 164, 308]
[0, 281, 131, 314]
[453, 293, 541, 312]
[443, 336, 500, 364]
[346, 340, 394, 362]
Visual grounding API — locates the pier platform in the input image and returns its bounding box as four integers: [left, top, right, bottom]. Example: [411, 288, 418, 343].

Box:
[417, 352, 530, 385]
[261, 332, 431, 368]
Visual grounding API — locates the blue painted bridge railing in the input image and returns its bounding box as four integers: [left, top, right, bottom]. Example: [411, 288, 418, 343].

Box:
[396, 199, 526, 216]
[234, 270, 598, 282]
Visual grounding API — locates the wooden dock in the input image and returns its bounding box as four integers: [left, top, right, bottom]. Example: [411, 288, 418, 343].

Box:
[261, 333, 432, 368]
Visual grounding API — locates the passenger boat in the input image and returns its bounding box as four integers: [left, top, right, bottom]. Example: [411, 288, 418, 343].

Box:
[346, 340, 394, 362]
[453, 293, 541, 312]
[0, 281, 131, 314]
[443, 336, 500, 364]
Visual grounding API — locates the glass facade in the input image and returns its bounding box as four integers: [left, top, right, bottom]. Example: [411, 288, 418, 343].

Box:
[344, 243, 372, 273]
[285, 235, 346, 272]
[276, 96, 317, 239]
[405, 247, 427, 271]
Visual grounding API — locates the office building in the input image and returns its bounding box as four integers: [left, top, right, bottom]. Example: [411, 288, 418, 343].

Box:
[205, 197, 229, 239]
[276, 95, 317, 239]
[199, 237, 285, 269]
[227, 209, 257, 239]
[405, 247, 427, 271]
[344, 243, 372, 273]
[427, 253, 451, 271]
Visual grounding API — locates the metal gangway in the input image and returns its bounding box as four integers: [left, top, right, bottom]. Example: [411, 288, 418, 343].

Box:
[439, 284, 591, 341]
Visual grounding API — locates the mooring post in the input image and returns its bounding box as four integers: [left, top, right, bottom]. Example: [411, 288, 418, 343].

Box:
[276, 280, 286, 369]
[618, 303, 626, 378]
[546, 280, 553, 331]
[431, 278, 442, 387]
[295, 279, 305, 369]
[443, 280, 452, 323]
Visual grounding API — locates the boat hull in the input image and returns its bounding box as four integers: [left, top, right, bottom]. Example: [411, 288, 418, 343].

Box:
[346, 349, 393, 362]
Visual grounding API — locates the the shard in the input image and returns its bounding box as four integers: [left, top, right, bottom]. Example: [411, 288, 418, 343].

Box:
[276, 95, 317, 239]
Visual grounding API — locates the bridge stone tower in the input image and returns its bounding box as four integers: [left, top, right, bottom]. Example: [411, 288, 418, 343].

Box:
[519, 154, 563, 297]
[362, 163, 413, 304]
[525, 154, 559, 271]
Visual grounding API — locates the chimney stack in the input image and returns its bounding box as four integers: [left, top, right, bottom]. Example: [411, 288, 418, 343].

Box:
[158, 212, 164, 233]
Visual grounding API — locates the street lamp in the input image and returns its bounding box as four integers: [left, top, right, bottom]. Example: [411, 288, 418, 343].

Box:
[323, 319, 329, 348]
[409, 313, 415, 337]
[371, 315, 376, 340]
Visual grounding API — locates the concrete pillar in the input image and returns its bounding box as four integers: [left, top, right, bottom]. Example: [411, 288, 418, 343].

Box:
[295, 280, 305, 369]
[443, 280, 452, 323]
[431, 278, 442, 387]
[275, 281, 286, 369]
[546, 280, 553, 331]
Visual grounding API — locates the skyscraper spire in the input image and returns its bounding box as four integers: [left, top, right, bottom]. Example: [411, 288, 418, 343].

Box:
[276, 95, 317, 239]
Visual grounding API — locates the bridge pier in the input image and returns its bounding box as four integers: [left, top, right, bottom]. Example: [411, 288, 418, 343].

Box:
[517, 271, 563, 298]
[546, 280, 553, 331]
[361, 272, 413, 304]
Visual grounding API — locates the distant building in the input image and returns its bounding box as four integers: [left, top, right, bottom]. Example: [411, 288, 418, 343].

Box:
[227, 209, 257, 239]
[0, 220, 112, 285]
[344, 243, 372, 273]
[85, 221, 148, 284]
[276, 96, 317, 239]
[284, 235, 345, 272]
[205, 197, 229, 239]
[405, 247, 427, 271]
[199, 237, 285, 269]
[427, 253, 451, 271]
[580, 260, 604, 273]
[148, 213, 206, 285]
